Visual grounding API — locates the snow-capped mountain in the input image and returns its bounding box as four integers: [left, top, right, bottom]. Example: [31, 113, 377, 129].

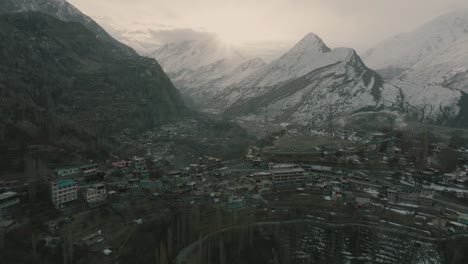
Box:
[0, 0, 136, 56]
[152, 37, 266, 106]
[152, 36, 245, 72]
[363, 10, 468, 92]
[220, 33, 395, 124]
[218, 32, 467, 127]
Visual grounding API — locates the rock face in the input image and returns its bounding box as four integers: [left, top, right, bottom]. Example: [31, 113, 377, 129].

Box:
[0, 9, 189, 170]
[0, 0, 136, 56]
[0, 11, 188, 130]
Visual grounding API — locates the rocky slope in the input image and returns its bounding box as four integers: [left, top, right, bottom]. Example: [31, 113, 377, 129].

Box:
[0, 10, 189, 171]
[0, 0, 136, 56]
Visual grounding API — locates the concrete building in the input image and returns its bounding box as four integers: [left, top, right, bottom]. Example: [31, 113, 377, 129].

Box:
[53, 163, 99, 179]
[269, 164, 305, 187]
[0, 191, 20, 217]
[199, 156, 228, 171]
[51, 180, 78, 208]
[85, 183, 107, 207]
[53, 167, 80, 178]
[132, 157, 150, 178]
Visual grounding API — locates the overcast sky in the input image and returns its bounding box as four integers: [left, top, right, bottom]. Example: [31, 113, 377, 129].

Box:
[69, 0, 468, 58]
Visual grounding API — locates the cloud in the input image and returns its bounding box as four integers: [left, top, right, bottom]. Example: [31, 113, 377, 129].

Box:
[70, 0, 468, 54]
[148, 28, 216, 44]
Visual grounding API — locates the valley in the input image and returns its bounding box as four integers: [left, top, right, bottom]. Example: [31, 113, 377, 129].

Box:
[1, 1, 468, 264]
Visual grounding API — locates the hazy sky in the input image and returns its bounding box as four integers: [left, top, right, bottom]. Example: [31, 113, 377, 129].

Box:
[69, 0, 468, 58]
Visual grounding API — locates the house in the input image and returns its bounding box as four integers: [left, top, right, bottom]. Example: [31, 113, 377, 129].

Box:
[458, 214, 468, 225]
[80, 164, 99, 175]
[83, 170, 105, 183]
[269, 164, 305, 187]
[199, 156, 227, 171]
[331, 187, 343, 201]
[256, 180, 273, 193]
[111, 160, 133, 168]
[51, 180, 78, 208]
[387, 188, 400, 203]
[0, 191, 20, 217]
[166, 170, 181, 177]
[132, 157, 150, 178]
[339, 177, 350, 190]
[127, 178, 140, 188]
[356, 197, 371, 206]
[228, 196, 245, 208]
[53, 167, 80, 178]
[53, 163, 102, 183]
[250, 172, 272, 182]
[84, 183, 107, 207]
[214, 167, 231, 177]
[0, 218, 16, 233]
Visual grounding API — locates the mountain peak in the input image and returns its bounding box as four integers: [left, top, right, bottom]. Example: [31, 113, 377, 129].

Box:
[290, 33, 331, 54]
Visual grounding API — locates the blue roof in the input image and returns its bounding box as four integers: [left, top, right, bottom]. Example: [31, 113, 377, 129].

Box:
[57, 179, 76, 187]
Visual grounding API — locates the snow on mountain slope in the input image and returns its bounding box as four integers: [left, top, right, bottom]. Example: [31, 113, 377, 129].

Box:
[218, 32, 468, 127]
[152, 36, 246, 73]
[363, 10, 468, 92]
[218, 57, 266, 87]
[392, 80, 463, 124]
[220, 33, 400, 125]
[219, 33, 380, 108]
[236, 33, 346, 89]
[171, 57, 266, 107]
[152, 37, 266, 106]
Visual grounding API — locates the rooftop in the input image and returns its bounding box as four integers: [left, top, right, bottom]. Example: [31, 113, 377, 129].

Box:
[56, 179, 77, 187]
[252, 172, 271, 176]
[0, 191, 18, 200]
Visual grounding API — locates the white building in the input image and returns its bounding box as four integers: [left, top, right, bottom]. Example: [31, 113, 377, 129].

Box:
[0, 191, 20, 217]
[85, 183, 107, 207]
[51, 180, 78, 208]
[132, 157, 149, 178]
[269, 164, 305, 187]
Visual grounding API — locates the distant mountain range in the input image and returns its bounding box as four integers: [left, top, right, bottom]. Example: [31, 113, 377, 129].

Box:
[153, 11, 468, 128]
